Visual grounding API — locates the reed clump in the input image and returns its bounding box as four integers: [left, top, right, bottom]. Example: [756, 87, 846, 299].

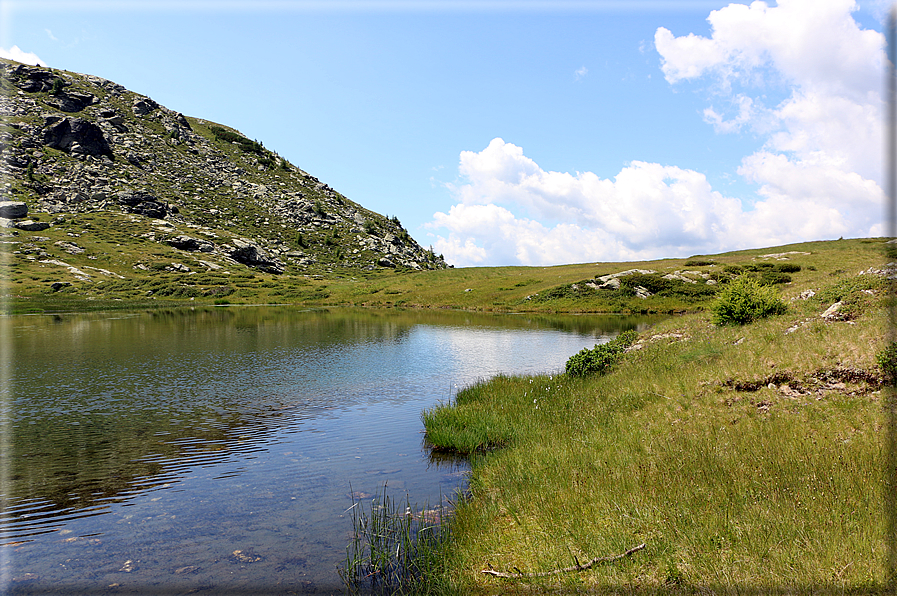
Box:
[341, 484, 455, 595]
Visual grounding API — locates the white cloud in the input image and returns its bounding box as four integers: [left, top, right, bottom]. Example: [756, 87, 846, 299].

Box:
[45, 29, 58, 41]
[428, 0, 885, 267]
[429, 139, 750, 267]
[0, 46, 46, 66]
[655, 0, 884, 181]
[575, 65, 588, 80]
[429, 137, 880, 267]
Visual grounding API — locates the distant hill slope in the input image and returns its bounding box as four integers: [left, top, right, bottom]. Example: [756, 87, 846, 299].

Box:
[0, 58, 448, 280]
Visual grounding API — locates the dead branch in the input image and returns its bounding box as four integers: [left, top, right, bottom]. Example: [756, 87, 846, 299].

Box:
[481, 543, 646, 579]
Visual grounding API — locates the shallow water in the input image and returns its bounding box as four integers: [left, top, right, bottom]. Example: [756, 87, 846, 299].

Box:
[2, 307, 661, 594]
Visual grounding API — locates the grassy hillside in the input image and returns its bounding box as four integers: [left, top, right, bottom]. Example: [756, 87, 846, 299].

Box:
[0, 57, 447, 316]
[6, 236, 889, 316]
[408, 239, 894, 594]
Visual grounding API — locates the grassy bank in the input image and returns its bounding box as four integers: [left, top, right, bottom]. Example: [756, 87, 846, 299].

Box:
[7, 236, 886, 315]
[421, 248, 891, 592]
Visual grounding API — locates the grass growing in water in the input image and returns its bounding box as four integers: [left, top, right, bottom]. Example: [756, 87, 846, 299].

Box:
[341, 483, 455, 595]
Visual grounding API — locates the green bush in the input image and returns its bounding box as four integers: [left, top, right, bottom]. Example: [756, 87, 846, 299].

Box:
[723, 264, 745, 275]
[619, 273, 672, 295]
[758, 270, 792, 285]
[210, 125, 266, 156]
[877, 341, 897, 386]
[776, 263, 802, 273]
[711, 275, 786, 325]
[565, 329, 639, 377]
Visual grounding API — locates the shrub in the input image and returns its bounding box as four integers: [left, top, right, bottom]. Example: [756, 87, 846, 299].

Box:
[619, 273, 672, 295]
[776, 263, 802, 273]
[758, 271, 792, 285]
[565, 329, 639, 377]
[723, 264, 745, 275]
[878, 342, 897, 386]
[711, 275, 786, 325]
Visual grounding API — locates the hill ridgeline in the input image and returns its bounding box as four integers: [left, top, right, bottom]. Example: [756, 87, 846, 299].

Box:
[0, 58, 449, 278]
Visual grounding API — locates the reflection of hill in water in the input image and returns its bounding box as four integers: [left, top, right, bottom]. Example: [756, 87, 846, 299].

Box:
[4, 388, 322, 543]
[5, 307, 664, 543]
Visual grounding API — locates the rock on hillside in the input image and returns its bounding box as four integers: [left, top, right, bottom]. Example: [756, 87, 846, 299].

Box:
[0, 59, 449, 274]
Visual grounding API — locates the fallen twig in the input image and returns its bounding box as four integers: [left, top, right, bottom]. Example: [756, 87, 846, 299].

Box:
[481, 543, 646, 579]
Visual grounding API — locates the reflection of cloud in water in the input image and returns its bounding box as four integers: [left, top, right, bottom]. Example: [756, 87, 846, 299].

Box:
[421, 326, 611, 387]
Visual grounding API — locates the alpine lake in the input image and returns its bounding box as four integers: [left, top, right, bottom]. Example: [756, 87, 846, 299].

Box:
[3, 306, 664, 594]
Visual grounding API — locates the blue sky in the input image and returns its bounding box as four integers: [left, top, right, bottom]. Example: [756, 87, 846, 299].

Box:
[1, 0, 890, 266]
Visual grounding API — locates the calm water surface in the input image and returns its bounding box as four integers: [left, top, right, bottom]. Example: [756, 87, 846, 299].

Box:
[2, 307, 662, 594]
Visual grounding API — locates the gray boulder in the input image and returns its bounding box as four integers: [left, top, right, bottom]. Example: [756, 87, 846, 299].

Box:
[117, 191, 169, 219]
[15, 220, 50, 231]
[0, 201, 28, 219]
[11, 65, 56, 92]
[167, 235, 214, 253]
[821, 302, 845, 321]
[42, 117, 113, 159]
[47, 92, 96, 113]
[226, 238, 284, 274]
[132, 98, 159, 116]
[99, 108, 128, 132]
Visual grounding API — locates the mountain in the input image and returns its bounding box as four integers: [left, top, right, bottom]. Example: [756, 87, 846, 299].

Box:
[0, 58, 449, 294]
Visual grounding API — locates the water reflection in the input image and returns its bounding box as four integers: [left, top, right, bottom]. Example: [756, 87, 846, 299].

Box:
[4, 306, 663, 592]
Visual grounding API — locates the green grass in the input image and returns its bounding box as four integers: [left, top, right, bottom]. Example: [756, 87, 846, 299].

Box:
[6, 235, 890, 316]
[421, 268, 889, 592]
[341, 483, 455, 595]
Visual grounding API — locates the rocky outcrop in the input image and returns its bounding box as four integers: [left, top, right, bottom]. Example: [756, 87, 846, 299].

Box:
[225, 238, 284, 274]
[131, 97, 159, 116]
[8, 64, 57, 92]
[116, 191, 171, 219]
[593, 269, 657, 289]
[42, 116, 113, 159]
[47, 92, 96, 113]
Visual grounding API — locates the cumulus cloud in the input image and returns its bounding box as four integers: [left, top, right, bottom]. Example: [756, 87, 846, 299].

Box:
[0, 46, 46, 66]
[575, 66, 588, 80]
[656, 0, 884, 188]
[429, 139, 750, 266]
[427, 0, 884, 267]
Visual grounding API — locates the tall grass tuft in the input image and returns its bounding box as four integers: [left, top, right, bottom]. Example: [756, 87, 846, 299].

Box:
[341, 483, 451, 595]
